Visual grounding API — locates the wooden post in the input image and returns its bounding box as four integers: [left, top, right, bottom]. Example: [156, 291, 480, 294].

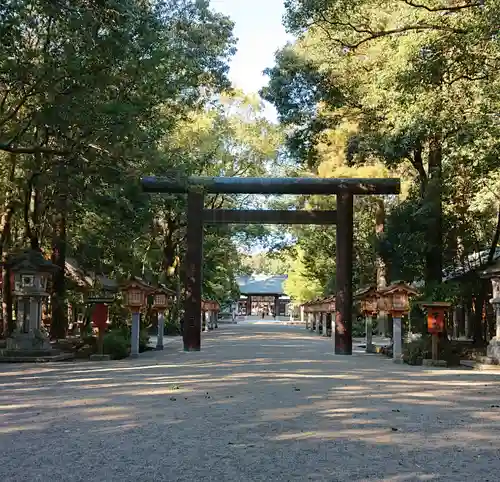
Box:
[431, 334, 439, 361]
[335, 192, 353, 355]
[97, 327, 105, 355]
[184, 190, 204, 351]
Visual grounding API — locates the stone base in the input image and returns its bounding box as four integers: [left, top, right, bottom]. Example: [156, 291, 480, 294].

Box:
[129, 353, 139, 358]
[486, 338, 500, 362]
[6, 332, 51, 351]
[0, 349, 74, 363]
[392, 358, 404, 364]
[422, 359, 447, 367]
[89, 354, 111, 361]
[365, 344, 375, 353]
[155, 345, 164, 351]
[460, 359, 500, 371]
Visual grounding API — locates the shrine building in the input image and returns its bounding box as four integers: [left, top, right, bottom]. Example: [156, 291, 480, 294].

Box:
[236, 274, 291, 317]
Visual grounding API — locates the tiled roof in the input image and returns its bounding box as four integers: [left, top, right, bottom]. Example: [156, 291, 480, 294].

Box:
[236, 274, 288, 295]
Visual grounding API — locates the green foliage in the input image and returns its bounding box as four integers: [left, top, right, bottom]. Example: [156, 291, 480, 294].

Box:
[164, 319, 181, 336]
[139, 329, 150, 353]
[403, 337, 430, 366]
[103, 331, 129, 360]
[262, 0, 500, 318]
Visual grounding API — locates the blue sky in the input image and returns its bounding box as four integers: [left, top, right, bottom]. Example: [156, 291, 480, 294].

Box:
[211, 0, 293, 120]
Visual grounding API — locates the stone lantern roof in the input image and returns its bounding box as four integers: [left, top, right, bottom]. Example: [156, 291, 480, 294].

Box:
[4, 249, 59, 274]
[480, 258, 500, 279]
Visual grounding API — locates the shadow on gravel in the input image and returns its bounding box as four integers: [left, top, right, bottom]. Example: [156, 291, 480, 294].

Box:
[1, 324, 500, 481]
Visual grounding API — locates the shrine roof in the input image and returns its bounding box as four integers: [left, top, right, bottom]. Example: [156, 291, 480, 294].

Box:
[236, 274, 288, 295]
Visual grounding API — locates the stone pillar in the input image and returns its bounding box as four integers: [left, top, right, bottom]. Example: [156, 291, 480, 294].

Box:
[156, 312, 164, 350]
[392, 315, 403, 363]
[300, 305, 304, 324]
[29, 298, 39, 334]
[131, 311, 140, 358]
[246, 296, 252, 316]
[17, 299, 26, 333]
[322, 313, 330, 337]
[365, 313, 374, 352]
[274, 295, 279, 319]
[486, 302, 500, 361]
[452, 307, 459, 340]
[318, 313, 323, 336]
[464, 307, 470, 339]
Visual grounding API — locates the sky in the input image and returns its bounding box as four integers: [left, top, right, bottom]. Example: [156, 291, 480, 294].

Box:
[210, 0, 293, 121]
[210, 1, 294, 254]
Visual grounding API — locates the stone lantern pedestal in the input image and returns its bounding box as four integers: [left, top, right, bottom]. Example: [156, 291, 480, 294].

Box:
[481, 261, 500, 365]
[486, 299, 500, 362]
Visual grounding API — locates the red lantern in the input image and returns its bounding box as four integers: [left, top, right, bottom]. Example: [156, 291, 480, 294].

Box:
[427, 311, 445, 334]
[421, 302, 451, 334]
[92, 304, 109, 331]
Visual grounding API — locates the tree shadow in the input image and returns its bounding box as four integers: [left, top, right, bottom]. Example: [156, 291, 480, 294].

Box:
[1, 324, 500, 481]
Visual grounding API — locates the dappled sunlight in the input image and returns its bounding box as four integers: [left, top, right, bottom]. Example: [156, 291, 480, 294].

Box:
[2, 323, 500, 481]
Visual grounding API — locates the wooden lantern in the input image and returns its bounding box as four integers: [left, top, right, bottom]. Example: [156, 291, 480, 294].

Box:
[376, 290, 392, 313]
[355, 286, 378, 314]
[121, 277, 154, 312]
[380, 281, 419, 316]
[152, 286, 174, 311]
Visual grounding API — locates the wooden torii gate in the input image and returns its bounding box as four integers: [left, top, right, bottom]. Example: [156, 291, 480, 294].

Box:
[141, 176, 400, 355]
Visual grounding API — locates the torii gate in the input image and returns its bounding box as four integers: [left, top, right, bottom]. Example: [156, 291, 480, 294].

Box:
[141, 176, 400, 355]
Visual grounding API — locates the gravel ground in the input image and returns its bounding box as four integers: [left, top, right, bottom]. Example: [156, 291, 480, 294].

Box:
[1, 324, 500, 482]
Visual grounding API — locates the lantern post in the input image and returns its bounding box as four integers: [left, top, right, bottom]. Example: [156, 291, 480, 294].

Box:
[420, 301, 451, 367]
[121, 277, 154, 358]
[378, 282, 419, 363]
[152, 285, 173, 350]
[355, 286, 379, 353]
[325, 297, 335, 337]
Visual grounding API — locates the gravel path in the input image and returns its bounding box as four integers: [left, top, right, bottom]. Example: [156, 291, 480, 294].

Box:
[1, 324, 500, 482]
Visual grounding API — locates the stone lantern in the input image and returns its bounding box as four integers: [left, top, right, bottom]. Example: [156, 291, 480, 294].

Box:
[120, 277, 154, 358]
[355, 285, 379, 353]
[4, 249, 58, 352]
[480, 260, 500, 363]
[152, 285, 174, 350]
[378, 281, 419, 363]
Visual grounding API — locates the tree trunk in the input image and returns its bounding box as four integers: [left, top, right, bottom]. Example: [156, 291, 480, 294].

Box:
[424, 135, 443, 285]
[375, 198, 388, 335]
[0, 153, 17, 336]
[50, 175, 68, 340]
[375, 198, 387, 288]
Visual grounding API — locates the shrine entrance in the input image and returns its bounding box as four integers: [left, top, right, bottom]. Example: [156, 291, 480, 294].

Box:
[141, 176, 400, 354]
